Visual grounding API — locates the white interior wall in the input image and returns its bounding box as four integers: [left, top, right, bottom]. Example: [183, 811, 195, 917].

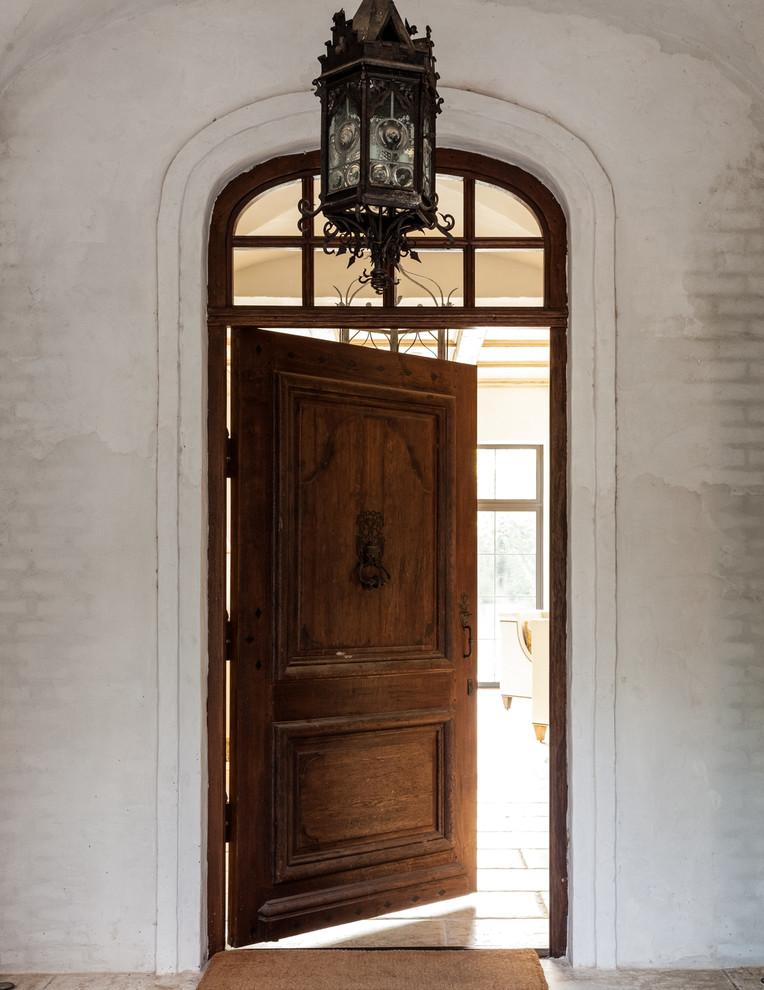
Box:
[1, 0, 763, 974]
[478, 384, 550, 611]
[478, 387, 549, 448]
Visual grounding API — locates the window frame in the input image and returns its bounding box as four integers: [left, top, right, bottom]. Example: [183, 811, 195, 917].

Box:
[477, 443, 544, 686]
[208, 149, 568, 328]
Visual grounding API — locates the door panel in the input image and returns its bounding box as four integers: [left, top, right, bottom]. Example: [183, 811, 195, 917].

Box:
[279, 374, 449, 664]
[228, 328, 477, 946]
[274, 710, 451, 881]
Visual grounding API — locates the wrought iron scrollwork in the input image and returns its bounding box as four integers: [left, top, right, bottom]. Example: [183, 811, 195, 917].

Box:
[298, 196, 455, 295]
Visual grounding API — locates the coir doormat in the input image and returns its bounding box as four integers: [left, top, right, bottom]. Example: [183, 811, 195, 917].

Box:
[197, 947, 548, 990]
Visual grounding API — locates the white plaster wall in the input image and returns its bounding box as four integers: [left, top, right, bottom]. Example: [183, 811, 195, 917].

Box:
[0, 0, 762, 973]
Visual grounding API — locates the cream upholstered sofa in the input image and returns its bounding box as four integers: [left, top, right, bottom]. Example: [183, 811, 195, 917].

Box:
[499, 612, 550, 743]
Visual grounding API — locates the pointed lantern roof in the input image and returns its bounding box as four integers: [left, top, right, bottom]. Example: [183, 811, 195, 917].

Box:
[350, 0, 414, 48]
[317, 0, 435, 78]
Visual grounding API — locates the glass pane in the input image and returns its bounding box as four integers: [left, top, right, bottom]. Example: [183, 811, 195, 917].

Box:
[475, 181, 542, 237]
[496, 553, 536, 598]
[495, 448, 538, 500]
[419, 175, 464, 238]
[477, 502, 540, 683]
[477, 448, 496, 500]
[478, 598, 495, 630]
[233, 248, 302, 305]
[369, 90, 416, 191]
[495, 511, 536, 555]
[314, 250, 383, 307]
[396, 250, 463, 307]
[327, 97, 362, 194]
[475, 249, 544, 306]
[478, 553, 495, 597]
[477, 508, 495, 552]
[234, 180, 303, 237]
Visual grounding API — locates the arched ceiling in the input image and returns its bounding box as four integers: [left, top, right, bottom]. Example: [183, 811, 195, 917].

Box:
[481, 0, 764, 100]
[1, 0, 763, 99]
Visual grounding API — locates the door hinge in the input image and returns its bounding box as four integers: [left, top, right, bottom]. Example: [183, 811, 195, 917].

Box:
[225, 615, 232, 661]
[225, 432, 234, 478]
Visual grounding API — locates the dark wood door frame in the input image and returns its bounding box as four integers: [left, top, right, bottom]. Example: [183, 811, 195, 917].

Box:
[205, 149, 568, 958]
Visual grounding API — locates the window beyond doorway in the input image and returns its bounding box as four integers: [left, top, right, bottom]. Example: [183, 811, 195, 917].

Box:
[478, 444, 544, 685]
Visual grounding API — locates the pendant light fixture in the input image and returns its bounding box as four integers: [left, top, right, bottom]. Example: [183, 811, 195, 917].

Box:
[299, 0, 454, 294]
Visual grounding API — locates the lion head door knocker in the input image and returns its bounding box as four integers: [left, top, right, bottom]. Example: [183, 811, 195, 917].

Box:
[356, 510, 391, 590]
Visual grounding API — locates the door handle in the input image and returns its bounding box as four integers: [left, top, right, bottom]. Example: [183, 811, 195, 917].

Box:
[458, 592, 472, 659]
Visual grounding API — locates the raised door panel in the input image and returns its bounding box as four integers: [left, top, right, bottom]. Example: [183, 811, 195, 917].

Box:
[274, 710, 452, 882]
[279, 374, 451, 668]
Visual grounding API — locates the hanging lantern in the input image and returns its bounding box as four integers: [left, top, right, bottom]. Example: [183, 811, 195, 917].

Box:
[299, 0, 454, 294]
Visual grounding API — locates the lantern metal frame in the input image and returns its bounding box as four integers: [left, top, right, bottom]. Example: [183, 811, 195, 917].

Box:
[299, 0, 454, 293]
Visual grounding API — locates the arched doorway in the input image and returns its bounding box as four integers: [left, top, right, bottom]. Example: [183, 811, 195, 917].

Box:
[205, 148, 568, 956]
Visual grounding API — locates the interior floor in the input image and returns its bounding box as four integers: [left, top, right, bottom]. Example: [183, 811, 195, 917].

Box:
[249, 687, 549, 950]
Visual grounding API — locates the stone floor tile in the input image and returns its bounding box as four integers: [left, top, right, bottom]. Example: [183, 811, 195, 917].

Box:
[371, 889, 547, 923]
[154, 977, 202, 990]
[253, 918, 448, 949]
[10, 978, 155, 990]
[522, 848, 551, 868]
[725, 968, 764, 990]
[506, 818, 549, 830]
[443, 918, 549, 949]
[477, 848, 526, 868]
[1, 978, 200, 990]
[541, 962, 738, 988]
[0, 978, 56, 990]
[478, 830, 533, 849]
[496, 830, 549, 849]
[477, 867, 549, 892]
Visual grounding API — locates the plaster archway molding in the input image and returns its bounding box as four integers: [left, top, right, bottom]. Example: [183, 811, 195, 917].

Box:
[155, 88, 617, 973]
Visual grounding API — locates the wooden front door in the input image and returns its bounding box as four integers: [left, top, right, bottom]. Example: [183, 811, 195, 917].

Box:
[227, 328, 477, 946]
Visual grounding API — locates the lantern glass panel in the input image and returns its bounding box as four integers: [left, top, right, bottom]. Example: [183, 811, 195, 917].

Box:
[422, 116, 433, 202]
[327, 92, 362, 196]
[368, 85, 416, 193]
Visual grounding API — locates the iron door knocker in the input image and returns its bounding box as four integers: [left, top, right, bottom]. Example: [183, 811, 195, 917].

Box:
[356, 510, 391, 590]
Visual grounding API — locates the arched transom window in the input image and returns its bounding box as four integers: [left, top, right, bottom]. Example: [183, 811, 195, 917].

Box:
[208, 150, 567, 382]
